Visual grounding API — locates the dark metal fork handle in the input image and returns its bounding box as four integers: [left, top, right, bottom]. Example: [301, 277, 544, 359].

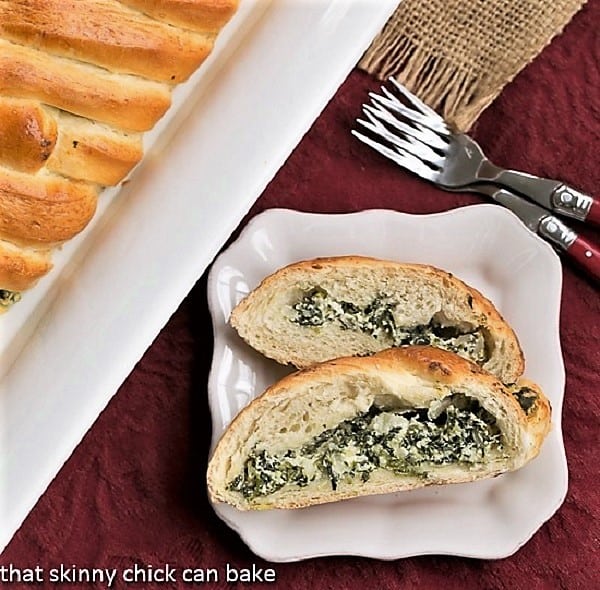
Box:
[480, 164, 600, 227]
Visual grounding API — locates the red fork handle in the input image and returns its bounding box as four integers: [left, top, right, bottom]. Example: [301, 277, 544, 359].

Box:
[539, 216, 600, 283]
[566, 235, 600, 282]
[586, 198, 600, 227]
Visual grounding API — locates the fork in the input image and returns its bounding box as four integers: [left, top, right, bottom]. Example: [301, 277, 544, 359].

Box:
[352, 78, 600, 229]
[450, 184, 600, 282]
[352, 80, 600, 281]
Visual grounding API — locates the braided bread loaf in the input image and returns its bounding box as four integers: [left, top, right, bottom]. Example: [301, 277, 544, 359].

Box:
[0, 0, 238, 311]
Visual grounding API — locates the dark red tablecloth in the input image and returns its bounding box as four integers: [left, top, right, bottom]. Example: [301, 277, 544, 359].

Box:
[3, 1, 599, 588]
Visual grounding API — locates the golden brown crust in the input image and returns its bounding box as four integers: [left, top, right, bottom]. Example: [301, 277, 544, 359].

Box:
[287, 347, 525, 422]
[46, 114, 143, 186]
[372, 345, 489, 384]
[0, 39, 172, 132]
[0, 241, 52, 291]
[511, 378, 552, 449]
[0, 97, 57, 174]
[0, 97, 142, 186]
[121, 0, 239, 33]
[0, 99, 142, 187]
[207, 346, 551, 510]
[0, 167, 98, 245]
[0, 0, 214, 84]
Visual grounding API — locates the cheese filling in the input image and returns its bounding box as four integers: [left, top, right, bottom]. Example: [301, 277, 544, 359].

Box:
[227, 394, 504, 501]
[290, 287, 488, 364]
[0, 289, 21, 309]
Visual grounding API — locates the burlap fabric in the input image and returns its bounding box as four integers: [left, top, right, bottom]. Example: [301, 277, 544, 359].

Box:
[360, 0, 587, 130]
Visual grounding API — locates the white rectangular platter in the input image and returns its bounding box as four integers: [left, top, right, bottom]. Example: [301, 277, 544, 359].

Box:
[0, 0, 399, 552]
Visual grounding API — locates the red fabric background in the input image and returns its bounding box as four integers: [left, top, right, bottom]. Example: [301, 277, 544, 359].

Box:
[2, 1, 599, 588]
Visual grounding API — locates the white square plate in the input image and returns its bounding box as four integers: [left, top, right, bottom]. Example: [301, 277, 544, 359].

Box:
[207, 206, 567, 561]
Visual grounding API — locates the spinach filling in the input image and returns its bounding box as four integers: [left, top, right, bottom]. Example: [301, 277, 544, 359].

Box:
[227, 394, 503, 501]
[513, 386, 538, 415]
[290, 287, 488, 364]
[0, 289, 21, 309]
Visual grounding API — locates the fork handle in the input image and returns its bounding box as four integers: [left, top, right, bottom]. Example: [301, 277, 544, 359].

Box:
[488, 169, 599, 228]
[538, 216, 600, 282]
[587, 199, 600, 226]
[566, 236, 600, 282]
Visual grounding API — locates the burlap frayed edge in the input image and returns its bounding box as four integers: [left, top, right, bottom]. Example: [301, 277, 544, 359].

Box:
[359, 1, 587, 131]
[360, 35, 500, 131]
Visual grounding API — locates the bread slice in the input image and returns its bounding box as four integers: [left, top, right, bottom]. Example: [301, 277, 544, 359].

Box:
[207, 346, 551, 510]
[230, 256, 524, 384]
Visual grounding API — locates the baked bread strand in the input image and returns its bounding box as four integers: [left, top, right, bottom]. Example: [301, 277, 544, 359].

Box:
[46, 110, 143, 186]
[207, 346, 551, 510]
[121, 0, 239, 33]
[0, 97, 57, 174]
[0, 167, 98, 246]
[0, 240, 52, 292]
[0, 0, 215, 84]
[0, 99, 142, 185]
[0, 38, 172, 132]
[230, 256, 524, 383]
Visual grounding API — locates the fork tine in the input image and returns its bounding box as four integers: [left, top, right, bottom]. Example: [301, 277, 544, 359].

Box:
[352, 79, 460, 184]
[351, 130, 438, 182]
[370, 91, 450, 135]
[387, 78, 446, 125]
[357, 112, 412, 155]
[363, 103, 448, 151]
[359, 108, 445, 168]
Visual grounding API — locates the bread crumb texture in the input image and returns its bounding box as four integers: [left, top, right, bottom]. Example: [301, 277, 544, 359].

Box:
[207, 346, 550, 510]
[230, 256, 524, 383]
